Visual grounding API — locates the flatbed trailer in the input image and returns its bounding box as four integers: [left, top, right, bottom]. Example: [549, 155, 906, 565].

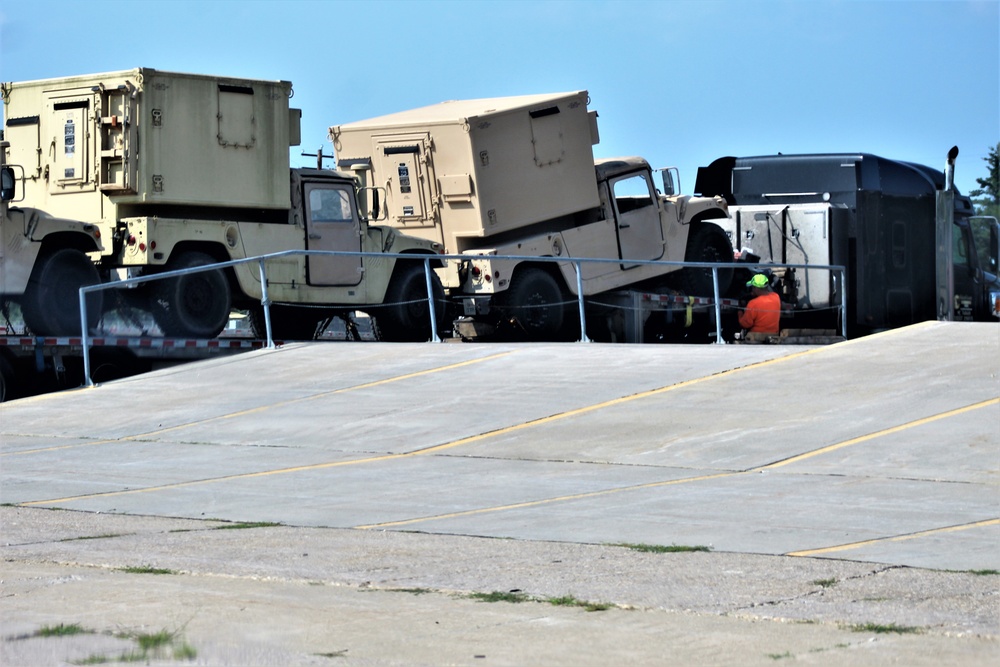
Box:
[0, 335, 272, 401]
[0, 308, 383, 401]
[589, 290, 844, 344]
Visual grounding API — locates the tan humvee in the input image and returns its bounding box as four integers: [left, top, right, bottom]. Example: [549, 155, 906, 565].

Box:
[330, 92, 733, 339]
[2, 68, 442, 339]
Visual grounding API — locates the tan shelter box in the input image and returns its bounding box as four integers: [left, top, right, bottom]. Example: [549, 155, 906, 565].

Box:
[330, 91, 600, 251]
[3, 68, 299, 223]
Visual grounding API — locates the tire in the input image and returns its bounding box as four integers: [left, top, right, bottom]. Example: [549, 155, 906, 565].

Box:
[0, 354, 14, 402]
[373, 261, 445, 342]
[681, 223, 734, 297]
[151, 251, 232, 338]
[497, 267, 568, 341]
[21, 248, 104, 336]
[248, 305, 322, 341]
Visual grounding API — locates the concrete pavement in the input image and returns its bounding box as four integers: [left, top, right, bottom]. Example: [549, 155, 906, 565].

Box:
[1, 320, 997, 665]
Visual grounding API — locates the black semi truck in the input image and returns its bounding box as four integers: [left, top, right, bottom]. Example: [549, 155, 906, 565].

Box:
[695, 148, 999, 337]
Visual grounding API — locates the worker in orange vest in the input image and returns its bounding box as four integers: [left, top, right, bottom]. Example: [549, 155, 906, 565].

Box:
[739, 273, 781, 334]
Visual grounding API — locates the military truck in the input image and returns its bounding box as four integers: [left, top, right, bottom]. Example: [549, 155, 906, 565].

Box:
[329, 92, 734, 340]
[694, 148, 1000, 337]
[1, 68, 443, 340]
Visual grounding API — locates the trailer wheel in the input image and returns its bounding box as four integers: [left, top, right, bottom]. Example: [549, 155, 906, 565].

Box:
[373, 261, 445, 342]
[21, 248, 104, 336]
[498, 267, 568, 340]
[151, 251, 232, 338]
[681, 223, 734, 297]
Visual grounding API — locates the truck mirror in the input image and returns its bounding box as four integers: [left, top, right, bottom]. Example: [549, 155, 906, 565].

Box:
[1, 166, 14, 202]
[356, 186, 386, 222]
[657, 167, 680, 196]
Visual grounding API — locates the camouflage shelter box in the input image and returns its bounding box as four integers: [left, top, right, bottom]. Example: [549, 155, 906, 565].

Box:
[2, 67, 300, 223]
[330, 91, 600, 252]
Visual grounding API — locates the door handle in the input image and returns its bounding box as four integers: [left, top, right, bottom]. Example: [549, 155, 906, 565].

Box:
[309, 233, 322, 239]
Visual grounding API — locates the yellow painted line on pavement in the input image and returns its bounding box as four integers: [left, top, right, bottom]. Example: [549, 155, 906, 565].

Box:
[759, 397, 1000, 469]
[19, 451, 408, 505]
[2, 351, 512, 456]
[16, 349, 816, 506]
[0, 437, 121, 456]
[786, 518, 1000, 557]
[118, 350, 514, 441]
[355, 471, 744, 529]
[356, 396, 1000, 529]
[18, 348, 989, 519]
[406, 346, 826, 454]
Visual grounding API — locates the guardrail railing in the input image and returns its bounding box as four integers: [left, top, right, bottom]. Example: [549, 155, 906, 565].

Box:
[78, 250, 847, 386]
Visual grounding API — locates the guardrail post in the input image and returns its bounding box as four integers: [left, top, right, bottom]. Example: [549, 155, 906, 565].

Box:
[80, 286, 94, 387]
[423, 258, 441, 343]
[711, 267, 724, 344]
[840, 267, 848, 339]
[258, 258, 275, 348]
[574, 261, 590, 343]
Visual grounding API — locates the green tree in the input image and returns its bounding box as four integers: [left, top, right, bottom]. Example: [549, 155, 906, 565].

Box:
[970, 143, 999, 217]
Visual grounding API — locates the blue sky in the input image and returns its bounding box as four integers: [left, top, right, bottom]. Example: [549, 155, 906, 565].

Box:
[2, 0, 997, 196]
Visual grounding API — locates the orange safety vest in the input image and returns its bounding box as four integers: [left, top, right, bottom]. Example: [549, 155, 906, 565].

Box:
[739, 291, 781, 334]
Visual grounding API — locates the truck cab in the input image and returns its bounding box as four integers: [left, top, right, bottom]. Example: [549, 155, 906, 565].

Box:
[959, 215, 1000, 320]
[1, 140, 105, 335]
[694, 151, 1000, 334]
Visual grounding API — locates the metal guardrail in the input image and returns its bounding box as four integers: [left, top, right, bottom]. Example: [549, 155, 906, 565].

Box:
[78, 250, 847, 387]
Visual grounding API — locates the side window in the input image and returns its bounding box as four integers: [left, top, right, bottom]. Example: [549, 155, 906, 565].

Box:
[612, 173, 654, 214]
[952, 223, 970, 268]
[309, 187, 353, 223]
[1, 166, 15, 201]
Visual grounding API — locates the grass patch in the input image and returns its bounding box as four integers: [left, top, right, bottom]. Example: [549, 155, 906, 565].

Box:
[468, 591, 531, 604]
[316, 650, 349, 658]
[809, 643, 851, 653]
[467, 591, 613, 611]
[850, 622, 921, 635]
[812, 578, 837, 588]
[767, 651, 793, 659]
[546, 595, 581, 607]
[60, 533, 127, 542]
[36, 623, 93, 637]
[134, 629, 174, 652]
[612, 543, 711, 553]
[968, 569, 999, 576]
[213, 521, 283, 530]
[359, 587, 434, 595]
[546, 595, 611, 612]
[117, 565, 176, 575]
[76, 629, 196, 664]
[387, 588, 433, 595]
